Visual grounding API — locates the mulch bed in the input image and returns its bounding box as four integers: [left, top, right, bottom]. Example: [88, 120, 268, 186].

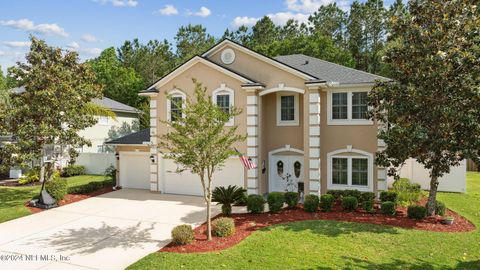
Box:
[161, 201, 476, 254]
[26, 186, 116, 214]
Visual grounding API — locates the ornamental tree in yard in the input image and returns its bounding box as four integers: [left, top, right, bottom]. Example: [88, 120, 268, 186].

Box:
[159, 79, 244, 240]
[369, 0, 480, 215]
[0, 36, 105, 182]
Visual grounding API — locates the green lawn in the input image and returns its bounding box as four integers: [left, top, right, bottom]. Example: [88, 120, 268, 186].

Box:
[128, 172, 480, 270]
[0, 174, 106, 223]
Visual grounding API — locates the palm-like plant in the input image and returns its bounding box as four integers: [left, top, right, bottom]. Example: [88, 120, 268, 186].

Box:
[212, 185, 246, 216]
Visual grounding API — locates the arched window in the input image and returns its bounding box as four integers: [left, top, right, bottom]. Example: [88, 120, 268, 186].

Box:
[166, 89, 186, 122]
[327, 148, 373, 192]
[212, 84, 235, 126]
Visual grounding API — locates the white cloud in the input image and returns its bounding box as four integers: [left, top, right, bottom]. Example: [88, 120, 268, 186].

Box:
[285, 0, 334, 13]
[67, 42, 80, 50]
[232, 16, 259, 27]
[82, 47, 102, 57]
[0, 51, 5, 56]
[156, 4, 178, 15]
[81, 34, 98, 43]
[95, 0, 138, 7]
[2, 41, 32, 48]
[231, 12, 309, 28]
[187, 6, 211, 17]
[0, 18, 68, 37]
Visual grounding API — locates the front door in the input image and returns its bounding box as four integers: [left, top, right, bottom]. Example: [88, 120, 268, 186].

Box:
[269, 155, 303, 192]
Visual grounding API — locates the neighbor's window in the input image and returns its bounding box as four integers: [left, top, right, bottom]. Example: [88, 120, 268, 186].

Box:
[281, 95, 295, 121]
[216, 94, 230, 114]
[98, 116, 109, 125]
[352, 92, 368, 119]
[352, 158, 368, 186]
[332, 157, 348, 185]
[170, 96, 183, 122]
[332, 92, 348, 120]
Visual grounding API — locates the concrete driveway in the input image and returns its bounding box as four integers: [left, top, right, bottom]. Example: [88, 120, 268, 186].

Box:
[0, 189, 218, 270]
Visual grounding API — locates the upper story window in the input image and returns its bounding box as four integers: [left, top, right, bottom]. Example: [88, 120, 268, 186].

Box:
[276, 92, 299, 126]
[167, 89, 186, 122]
[98, 116, 109, 125]
[212, 85, 235, 126]
[328, 90, 372, 125]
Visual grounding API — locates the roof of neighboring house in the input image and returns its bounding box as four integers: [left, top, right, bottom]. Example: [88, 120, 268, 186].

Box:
[91, 97, 139, 114]
[105, 128, 150, 145]
[274, 54, 390, 85]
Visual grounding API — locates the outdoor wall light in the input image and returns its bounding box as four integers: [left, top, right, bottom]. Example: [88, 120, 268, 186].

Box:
[115, 153, 119, 160]
[150, 154, 155, 163]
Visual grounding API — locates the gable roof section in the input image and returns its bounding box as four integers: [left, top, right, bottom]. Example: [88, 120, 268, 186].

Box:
[274, 54, 390, 85]
[140, 55, 256, 94]
[92, 97, 139, 114]
[105, 128, 150, 145]
[202, 39, 318, 81]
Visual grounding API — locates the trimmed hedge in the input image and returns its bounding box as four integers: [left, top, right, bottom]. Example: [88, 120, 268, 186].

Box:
[342, 196, 358, 212]
[247, 194, 265, 214]
[284, 192, 299, 209]
[360, 192, 376, 204]
[326, 190, 344, 200]
[320, 194, 334, 212]
[212, 217, 235, 237]
[61, 165, 86, 177]
[304, 194, 319, 212]
[380, 191, 398, 203]
[407, 205, 427, 220]
[343, 189, 362, 201]
[45, 178, 68, 201]
[171, 224, 194, 245]
[67, 179, 114, 194]
[267, 192, 285, 213]
[381, 201, 396, 216]
[363, 200, 375, 213]
[425, 201, 446, 216]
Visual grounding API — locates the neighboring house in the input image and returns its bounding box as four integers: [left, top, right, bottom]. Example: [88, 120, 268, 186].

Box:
[107, 39, 466, 195]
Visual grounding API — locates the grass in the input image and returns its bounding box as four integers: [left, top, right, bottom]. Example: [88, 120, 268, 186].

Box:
[0, 174, 106, 223]
[128, 172, 480, 270]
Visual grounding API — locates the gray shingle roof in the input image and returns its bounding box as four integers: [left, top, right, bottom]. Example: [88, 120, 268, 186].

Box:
[105, 128, 150, 145]
[91, 97, 139, 114]
[274, 54, 390, 85]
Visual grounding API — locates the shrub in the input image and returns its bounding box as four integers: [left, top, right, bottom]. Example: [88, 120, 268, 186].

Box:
[326, 190, 344, 200]
[425, 201, 446, 216]
[343, 189, 362, 201]
[392, 178, 422, 206]
[247, 194, 265, 214]
[267, 192, 285, 213]
[407, 205, 427, 220]
[234, 190, 248, 206]
[67, 179, 113, 194]
[380, 191, 398, 203]
[61, 165, 86, 177]
[363, 200, 375, 213]
[360, 192, 376, 204]
[342, 196, 358, 212]
[320, 194, 334, 212]
[381, 201, 396, 216]
[212, 185, 247, 216]
[212, 217, 235, 237]
[18, 167, 40, 185]
[104, 165, 116, 183]
[171, 224, 194, 245]
[45, 177, 68, 201]
[304, 194, 319, 213]
[284, 192, 299, 209]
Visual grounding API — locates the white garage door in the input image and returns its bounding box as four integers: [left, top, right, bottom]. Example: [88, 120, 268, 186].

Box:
[119, 152, 150, 190]
[162, 158, 245, 196]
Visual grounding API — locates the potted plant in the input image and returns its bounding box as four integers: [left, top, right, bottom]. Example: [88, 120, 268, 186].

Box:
[442, 216, 454, 225]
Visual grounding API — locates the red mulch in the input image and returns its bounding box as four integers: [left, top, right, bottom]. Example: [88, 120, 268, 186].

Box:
[161, 202, 476, 254]
[26, 186, 116, 214]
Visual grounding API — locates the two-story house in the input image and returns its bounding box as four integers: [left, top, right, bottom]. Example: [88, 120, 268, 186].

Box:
[107, 39, 394, 195]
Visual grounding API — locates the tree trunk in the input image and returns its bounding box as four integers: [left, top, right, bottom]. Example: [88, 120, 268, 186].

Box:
[206, 191, 212, 241]
[426, 175, 439, 216]
[39, 158, 45, 183]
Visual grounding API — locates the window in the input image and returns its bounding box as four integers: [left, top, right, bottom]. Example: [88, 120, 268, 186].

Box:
[332, 158, 348, 185]
[332, 92, 348, 120]
[212, 85, 234, 126]
[352, 92, 368, 119]
[352, 158, 368, 186]
[170, 96, 182, 122]
[98, 116, 109, 125]
[216, 94, 230, 114]
[328, 90, 372, 125]
[276, 93, 299, 126]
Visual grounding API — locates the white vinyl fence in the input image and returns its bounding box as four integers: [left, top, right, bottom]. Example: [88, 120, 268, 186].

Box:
[387, 158, 466, 193]
[76, 153, 116, 175]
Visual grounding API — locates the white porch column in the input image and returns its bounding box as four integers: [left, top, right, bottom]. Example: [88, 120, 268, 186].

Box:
[377, 123, 387, 191]
[246, 91, 260, 195]
[149, 99, 159, 192]
[308, 89, 321, 194]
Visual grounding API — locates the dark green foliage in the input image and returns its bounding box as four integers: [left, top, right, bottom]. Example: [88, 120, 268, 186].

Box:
[267, 192, 285, 213]
[303, 194, 319, 213]
[171, 224, 194, 245]
[363, 200, 375, 213]
[380, 191, 398, 203]
[425, 201, 446, 216]
[284, 192, 299, 209]
[343, 189, 362, 201]
[212, 217, 235, 237]
[326, 190, 344, 200]
[246, 194, 265, 214]
[233, 190, 248, 206]
[18, 167, 40, 185]
[381, 201, 396, 216]
[67, 179, 114, 194]
[320, 194, 335, 212]
[45, 177, 68, 201]
[104, 165, 116, 183]
[360, 192, 376, 204]
[212, 185, 247, 216]
[407, 205, 427, 220]
[342, 196, 358, 212]
[61, 165, 86, 177]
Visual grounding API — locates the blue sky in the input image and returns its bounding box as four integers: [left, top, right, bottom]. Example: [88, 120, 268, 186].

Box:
[0, 0, 396, 73]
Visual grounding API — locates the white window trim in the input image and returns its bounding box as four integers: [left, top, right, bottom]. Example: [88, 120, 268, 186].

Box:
[166, 89, 186, 122]
[98, 116, 109, 126]
[276, 92, 299, 126]
[327, 88, 373, 126]
[327, 148, 373, 192]
[212, 84, 235, 126]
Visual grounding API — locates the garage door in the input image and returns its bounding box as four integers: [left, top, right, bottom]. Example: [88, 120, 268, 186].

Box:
[119, 152, 150, 189]
[162, 158, 245, 196]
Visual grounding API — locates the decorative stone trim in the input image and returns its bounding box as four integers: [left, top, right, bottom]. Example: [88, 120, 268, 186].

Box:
[150, 98, 159, 192]
[308, 91, 321, 194]
[246, 90, 260, 195]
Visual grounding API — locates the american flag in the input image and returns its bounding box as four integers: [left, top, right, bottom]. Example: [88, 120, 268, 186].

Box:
[235, 148, 257, 170]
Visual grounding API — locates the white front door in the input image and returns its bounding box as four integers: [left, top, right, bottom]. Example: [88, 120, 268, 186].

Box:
[269, 155, 304, 192]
